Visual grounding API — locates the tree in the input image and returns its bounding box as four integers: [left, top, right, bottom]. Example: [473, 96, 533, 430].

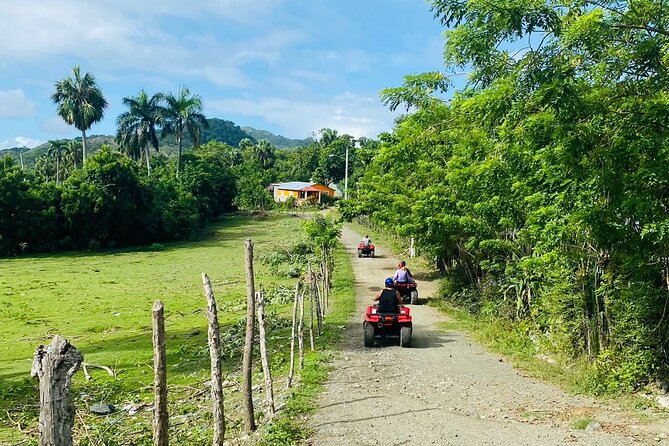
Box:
[252, 140, 276, 169]
[162, 86, 208, 178]
[51, 66, 108, 166]
[116, 89, 165, 175]
[63, 140, 82, 172]
[46, 140, 65, 185]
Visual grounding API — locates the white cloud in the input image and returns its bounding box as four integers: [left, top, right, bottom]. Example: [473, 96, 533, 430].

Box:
[0, 1, 294, 86]
[0, 89, 36, 118]
[208, 92, 396, 138]
[0, 136, 43, 150]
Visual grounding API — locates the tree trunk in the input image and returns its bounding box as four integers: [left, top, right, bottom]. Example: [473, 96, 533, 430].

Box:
[176, 132, 182, 179]
[242, 240, 257, 432]
[286, 282, 300, 389]
[202, 273, 225, 446]
[146, 146, 152, 177]
[81, 129, 88, 167]
[152, 300, 169, 446]
[56, 154, 60, 185]
[31, 336, 83, 446]
[256, 291, 275, 418]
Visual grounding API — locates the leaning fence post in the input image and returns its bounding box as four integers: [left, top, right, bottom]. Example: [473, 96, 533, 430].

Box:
[152, 300, 169, 446]
[286, 282, 300, 389]
[31, 335, 83, 446]
[256, 291, 276, 418]
[243, 239, 257, 432]
[298, 288, 305, 370]
[202, 273, 225, 445]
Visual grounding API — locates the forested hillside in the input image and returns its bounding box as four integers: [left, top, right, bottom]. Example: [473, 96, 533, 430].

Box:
[341, 0, 669, 392]
[2, 119, 309, 167]
[242, 126, 313, 149]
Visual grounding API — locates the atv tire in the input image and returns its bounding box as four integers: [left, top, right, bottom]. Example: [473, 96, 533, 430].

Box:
[370, 250, 375, 258]
[357, 249, 362, 258]
[364, 323, 375, 347]
[410, 290, 418, 305]
[400, 326, 412, 347]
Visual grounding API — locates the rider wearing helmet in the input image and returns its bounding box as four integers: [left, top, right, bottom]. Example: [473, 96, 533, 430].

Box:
[373, 277, 402, 313]
[393, 260, 415, 284]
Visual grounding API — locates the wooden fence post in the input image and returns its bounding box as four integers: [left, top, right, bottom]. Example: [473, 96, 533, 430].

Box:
[31, 335, 83, 446]
[256, 291, 275, 418]
[202, 273, 225, 445]
[308, 265, 317, 349]
[152, 300, 169, 446]
[298, 288, 305, 370]
[243, 240, 257, 432]
[286, 282, 300, 389]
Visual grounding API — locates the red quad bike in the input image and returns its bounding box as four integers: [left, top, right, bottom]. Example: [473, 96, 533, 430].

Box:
[391, 282, 419, 305]
[363, 304, 413, 347]
[357, 242, 375, 258]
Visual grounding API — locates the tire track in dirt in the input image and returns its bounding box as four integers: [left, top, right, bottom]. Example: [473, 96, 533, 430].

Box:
[307, 224, 651, 445]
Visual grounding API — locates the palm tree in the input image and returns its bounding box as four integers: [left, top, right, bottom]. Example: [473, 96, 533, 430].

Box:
[116, 89, 164, 175]
[64, 140, 82, 171]
[51, 66, 108, 166]
[253, 140, 276, 169]
[162, 86, 208, 178]
[46, 140, 65, 185]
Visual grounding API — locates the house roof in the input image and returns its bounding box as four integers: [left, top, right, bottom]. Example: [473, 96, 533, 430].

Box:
[274, 181, 316, 191]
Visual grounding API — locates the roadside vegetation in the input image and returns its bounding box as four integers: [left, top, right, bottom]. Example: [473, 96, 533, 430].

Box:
[341, 0, 669, 395]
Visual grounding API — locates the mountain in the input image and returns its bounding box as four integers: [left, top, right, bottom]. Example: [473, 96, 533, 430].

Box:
[242, 126, 312, 149]
[0, 119, 312, 166]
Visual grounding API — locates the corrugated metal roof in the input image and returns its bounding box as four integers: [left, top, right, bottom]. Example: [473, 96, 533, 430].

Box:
[275, 181, 315, 191]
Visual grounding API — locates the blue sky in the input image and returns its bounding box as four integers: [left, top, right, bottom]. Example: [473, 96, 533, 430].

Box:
[0, 0, 446, 150]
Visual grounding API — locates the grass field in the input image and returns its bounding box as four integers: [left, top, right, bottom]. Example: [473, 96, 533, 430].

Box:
[0, 213, 349, 445]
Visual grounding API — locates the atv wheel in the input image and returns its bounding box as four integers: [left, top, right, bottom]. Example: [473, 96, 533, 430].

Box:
[400, 326, 412, 347]
[410, 290, 418, 305]
[364, 323, 375, 347]
[370, 250, 375, 258]
[357, 249, 362, 258]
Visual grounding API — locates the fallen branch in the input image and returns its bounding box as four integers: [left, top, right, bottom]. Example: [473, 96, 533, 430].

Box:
[81, 363, 116, 381]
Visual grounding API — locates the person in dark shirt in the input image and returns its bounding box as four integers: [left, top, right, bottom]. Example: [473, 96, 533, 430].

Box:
[373, 277, 402, 313]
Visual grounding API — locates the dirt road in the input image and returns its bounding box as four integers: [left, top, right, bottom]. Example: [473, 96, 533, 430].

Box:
[307, 225, 657, 445]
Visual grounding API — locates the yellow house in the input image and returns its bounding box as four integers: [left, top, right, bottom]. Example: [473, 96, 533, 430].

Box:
[270, 182, 335, 205]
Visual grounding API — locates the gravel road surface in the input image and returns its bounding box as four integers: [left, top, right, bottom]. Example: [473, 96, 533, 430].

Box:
[307, 224, 661, 445]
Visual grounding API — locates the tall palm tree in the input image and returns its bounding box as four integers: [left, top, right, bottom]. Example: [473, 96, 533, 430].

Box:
[162, 86, 208, 178]
[51, 66, 108, 166]
[46, 140, 65, 185]
[116, 89, 164, 175]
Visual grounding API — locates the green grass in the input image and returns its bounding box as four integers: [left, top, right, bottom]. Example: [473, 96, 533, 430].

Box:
[0, 213, 327, 445]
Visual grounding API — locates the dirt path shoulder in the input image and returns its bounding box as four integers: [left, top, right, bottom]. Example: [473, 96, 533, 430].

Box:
[307, 224, 658, 445]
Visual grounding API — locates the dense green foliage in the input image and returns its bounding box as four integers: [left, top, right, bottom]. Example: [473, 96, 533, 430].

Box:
[344, 0, 669, 392]
[0, 143, 236, 255]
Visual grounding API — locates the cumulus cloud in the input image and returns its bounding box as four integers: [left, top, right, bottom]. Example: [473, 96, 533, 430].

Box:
[0, 136, 43, 150]
[208, 92, 396, 138]
[0, 89, 36, 118]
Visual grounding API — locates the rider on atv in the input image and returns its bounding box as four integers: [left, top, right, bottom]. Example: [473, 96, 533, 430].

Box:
[392, 260, 415, 284]
[373, 278, 403, 313]
[361, 235, 372, 247]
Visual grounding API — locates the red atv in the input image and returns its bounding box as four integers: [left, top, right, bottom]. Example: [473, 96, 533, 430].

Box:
[391, 282, 419, 305]
[357, 242, 375, 258]
[363, 304, 413, 347]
